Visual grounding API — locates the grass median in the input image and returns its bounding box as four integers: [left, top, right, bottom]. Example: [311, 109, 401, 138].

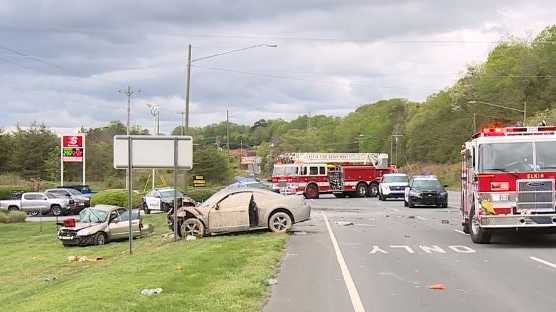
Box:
[0, 214, 287, 312]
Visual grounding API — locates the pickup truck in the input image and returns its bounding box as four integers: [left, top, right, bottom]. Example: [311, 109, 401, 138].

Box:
[0, 192, 73, 216]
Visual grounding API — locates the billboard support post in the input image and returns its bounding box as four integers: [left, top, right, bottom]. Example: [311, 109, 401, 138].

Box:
[173, 138, 178, 241]
[83, 135, 86, 185]
[127, 136, 133, 255]
[60, 137, 64, 186]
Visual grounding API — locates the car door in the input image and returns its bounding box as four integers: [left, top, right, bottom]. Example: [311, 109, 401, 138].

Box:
[114, 208, 140, 238]
[21, 193, 42, 211]
[208, 192, 251, 232]
[146, 191, 161, 210]
[107, 210, 126, 239]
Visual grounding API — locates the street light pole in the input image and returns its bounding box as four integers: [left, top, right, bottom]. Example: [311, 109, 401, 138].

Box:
[147, 103, 160, 190]
[185, 44, 192, 134]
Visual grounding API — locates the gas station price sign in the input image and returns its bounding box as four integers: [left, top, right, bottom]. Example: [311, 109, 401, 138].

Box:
[61, 135, 85, 162]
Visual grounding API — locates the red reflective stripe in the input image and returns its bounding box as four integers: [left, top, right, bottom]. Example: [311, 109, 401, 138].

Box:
[494, 208, 512, 215]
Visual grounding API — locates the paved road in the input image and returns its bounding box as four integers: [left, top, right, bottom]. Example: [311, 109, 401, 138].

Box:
[265, 193, 556, 312]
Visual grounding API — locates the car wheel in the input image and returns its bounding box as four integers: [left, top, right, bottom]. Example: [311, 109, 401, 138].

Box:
[162, 203, 171, 212]
[368, 183, 379, 197]
[50, 205, 62, 216]
[269, 211, 292, 233]
[305, 184, 319, 199]
[442, 202, 448, 208]
[470, 204, 491, 244]
[355, 183, 368, 198]
[8, 206, 18, 212]
[462, 220, 470, 234]
[404, 200, 408, 207]
[28, 209, 40, 216]
[143, 204, 151, 214]
[408, 200, 415, 208]
[180, 218, 205, 238]
[94, 232, 106, 245]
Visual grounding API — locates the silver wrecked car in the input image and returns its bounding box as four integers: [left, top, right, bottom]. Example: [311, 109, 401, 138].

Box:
[57, 205, 149, 246]
[168, 187, 311, 238]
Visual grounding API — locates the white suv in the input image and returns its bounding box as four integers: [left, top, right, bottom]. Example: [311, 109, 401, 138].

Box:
[378, 173, 409, 201]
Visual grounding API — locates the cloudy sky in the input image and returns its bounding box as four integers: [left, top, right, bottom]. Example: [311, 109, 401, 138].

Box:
[0, 0, 555, 134]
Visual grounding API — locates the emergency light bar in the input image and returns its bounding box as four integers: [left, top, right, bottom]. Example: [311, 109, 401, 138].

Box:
[474, 126, 556, 138]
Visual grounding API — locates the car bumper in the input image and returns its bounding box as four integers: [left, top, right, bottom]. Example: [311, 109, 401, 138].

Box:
[409, 196, 447, 206]
[383, 192, 405, 198]
[480, 214, 556, 228]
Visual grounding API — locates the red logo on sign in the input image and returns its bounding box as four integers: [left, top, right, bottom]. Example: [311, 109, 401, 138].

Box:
[63, 136, 83, 148]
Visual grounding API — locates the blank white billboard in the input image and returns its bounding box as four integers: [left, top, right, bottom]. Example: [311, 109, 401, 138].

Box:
[113, 135, 193, 169]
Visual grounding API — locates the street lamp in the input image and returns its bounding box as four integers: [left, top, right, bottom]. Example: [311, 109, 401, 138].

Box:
[146, 103, 160, 190]
[184, 43, 278, 134]
[467, 100, 526, 125]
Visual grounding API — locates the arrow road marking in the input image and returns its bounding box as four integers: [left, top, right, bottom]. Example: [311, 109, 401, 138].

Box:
[322, 212, 365, 312]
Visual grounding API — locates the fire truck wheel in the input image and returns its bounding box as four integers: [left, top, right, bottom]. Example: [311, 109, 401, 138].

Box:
[368, 183, 379, 197]
[470, 205, 491, 244]
[305, 184, 319, 199]
[355, 183, 368, 198]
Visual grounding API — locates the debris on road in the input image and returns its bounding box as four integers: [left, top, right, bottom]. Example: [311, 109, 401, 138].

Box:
[67, 256, 104, 262]
[292, 231, 308, 235]
[43, 276, 57, 282]
[336, 221, 354, 226]
[407, 215, 416, 219]
[266, 278, 278, 286]
[441, 219, 450, 224]
[141, 288, 163, 296]
[185, 235, 197, 241]
[429, 283, 446, 290]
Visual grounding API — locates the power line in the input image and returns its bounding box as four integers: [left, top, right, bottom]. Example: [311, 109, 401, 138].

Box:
[0, 45, 68, 72]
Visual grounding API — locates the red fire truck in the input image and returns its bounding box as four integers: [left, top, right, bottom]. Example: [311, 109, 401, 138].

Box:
[327, 164, 396, 198]
[272, 153, 395, 199]
[461, 126, 556, 244]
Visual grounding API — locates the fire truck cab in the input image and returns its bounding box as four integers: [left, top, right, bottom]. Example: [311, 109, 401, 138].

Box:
[461, 126, 556, 244]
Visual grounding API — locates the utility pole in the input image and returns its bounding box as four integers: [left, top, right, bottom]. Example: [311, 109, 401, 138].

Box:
[391, 134, 403, 167]
[523, 99, 527, 125]
[226, 107, 230, 159]
[118, 86, 140, 190]
[185, 44, 192, 135]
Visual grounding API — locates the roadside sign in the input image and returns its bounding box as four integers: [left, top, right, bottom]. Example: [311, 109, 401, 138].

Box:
[113, 135, 193, 254]
[62, 135, 84, 162]
[60, 134, 86, 186]
[113, 135, 193, 169]
[193, 175, 206, 187]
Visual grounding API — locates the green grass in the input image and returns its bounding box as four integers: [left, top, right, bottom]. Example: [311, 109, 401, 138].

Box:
[0, 214, 287, 312]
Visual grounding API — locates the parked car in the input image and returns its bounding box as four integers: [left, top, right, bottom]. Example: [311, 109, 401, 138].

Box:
[404, 175, 448, 208]
[45, 188, 90, 211]
[0, 192, 73, 216]
[57, 205, 149, 246]
[143, 188, 195, 214]
[168, 187, 311, 238]
[57, 185, 95, 199]
[378, 173, 409, 200]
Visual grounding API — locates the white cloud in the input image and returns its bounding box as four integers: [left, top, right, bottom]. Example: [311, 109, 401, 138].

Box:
[0, 0, 555, 133]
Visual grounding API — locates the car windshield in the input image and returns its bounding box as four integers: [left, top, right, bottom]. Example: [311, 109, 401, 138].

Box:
[478, 141, 556, 172]
[79, 208, 108, 223]
[67, 189, 83, 196]
[383, 175, 408, 183]
[160, 190, 183, 198]
[412, 179, 443, 191]
[273, 165, 299, 176]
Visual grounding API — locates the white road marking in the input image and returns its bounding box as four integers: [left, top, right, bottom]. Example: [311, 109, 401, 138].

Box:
[415, 216, 426, 221]
[322, 213, 366, 312]
[530, 256, 556, 269]
[419, 245, 447, 254]
[448, 245, 476, 253]
[390, 245, 415, 254]
[453, 229, 469, 235]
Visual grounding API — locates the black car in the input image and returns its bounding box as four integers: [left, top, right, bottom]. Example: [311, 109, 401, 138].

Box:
[404, 176, 448, 208]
